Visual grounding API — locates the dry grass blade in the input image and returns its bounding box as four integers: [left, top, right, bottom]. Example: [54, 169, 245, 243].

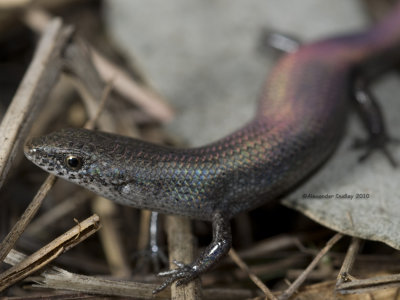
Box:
[228, 248, 277, 300]
[0, 18, 72, 189]
[137, 210, 153, 253]
[5, 249, 171, 299]
[0, 215, 101, 292]
[25, 191, 89, 236]
[36, 271, 171, 299]
[25, 8, 175, 124]
[238, 234, 307, 259]
[84, 79, 114, 130]
[0, 175, 56, 264]
[336, 273, 400, 294]
[91, 197, 131, 277]
[336, 237, 361, 286]
[90, 48, 175, 123]
[336, 238, 400, 294]
[278, 233, 343, 300]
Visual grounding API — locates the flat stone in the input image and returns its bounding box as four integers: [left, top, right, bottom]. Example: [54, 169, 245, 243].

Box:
[105, 1, 400, 249]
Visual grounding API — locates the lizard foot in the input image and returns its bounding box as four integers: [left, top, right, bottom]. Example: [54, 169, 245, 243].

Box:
[152, 212, 232, 294]
[152, 260, 199, 294]
[352, 134, 400, 167]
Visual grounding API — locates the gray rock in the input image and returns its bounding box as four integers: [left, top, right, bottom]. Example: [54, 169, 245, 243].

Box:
[105, 1, 400, 249]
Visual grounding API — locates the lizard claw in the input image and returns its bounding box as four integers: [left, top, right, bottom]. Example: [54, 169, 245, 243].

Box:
[352, 134, 399, 167]
[152, 260, 199, 294]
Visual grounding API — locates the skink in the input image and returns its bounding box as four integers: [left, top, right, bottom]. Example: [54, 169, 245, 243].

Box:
[24, 4, 400, 293]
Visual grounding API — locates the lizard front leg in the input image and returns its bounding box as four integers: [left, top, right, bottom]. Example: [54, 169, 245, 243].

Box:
[153, 211, 232, 294]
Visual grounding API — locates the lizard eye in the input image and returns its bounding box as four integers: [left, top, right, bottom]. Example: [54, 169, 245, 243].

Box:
[65, 155, 83, 170]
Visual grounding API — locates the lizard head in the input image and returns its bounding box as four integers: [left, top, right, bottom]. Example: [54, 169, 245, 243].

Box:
[24, 128, 104, 183]
[24, 128, 143, 202]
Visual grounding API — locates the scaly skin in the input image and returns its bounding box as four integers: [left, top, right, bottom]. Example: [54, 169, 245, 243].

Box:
[24, 5, 400, 293]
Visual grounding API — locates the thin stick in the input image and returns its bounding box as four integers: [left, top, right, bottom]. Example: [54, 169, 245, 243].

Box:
[0, 175, 57, 264]
[336, 273, 400, 294]
[90, 48, 175, 123]
[165, 216, 200, 299]
[238, 234, 307, 259]
[26, 191, 88, 236]
[0, 215, 101, 292]
[91, 197, 131, 277]
[335, 238, 400, 294]
[137, 210, 152, 253]
[278, 233, 343, 300]
[25, 8, 175, 124]
[84, 78, 114, 130]
[0, 18, 72, 189]
[5, 249, 170, 299]
[229, 248, 277, 300]
[336, 237, 361, 285]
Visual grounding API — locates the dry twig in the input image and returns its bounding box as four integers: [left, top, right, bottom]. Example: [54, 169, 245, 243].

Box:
[278, 233, 343, 300]
[336, 273, 400, 294]
[0, 18, 72, 189]
[0, 175, 57, 264]
[91, 198, 131, 278]
[5, 248, 170, 299]
[337, 237, 362, 286]
[24, 8, 175, 124]
[0, 215, 100, 292]
[229, 248, 277, 300]
[25, 191, 89, 236]
[336, 237, 400, 294]
[165, 216, 200, 299]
